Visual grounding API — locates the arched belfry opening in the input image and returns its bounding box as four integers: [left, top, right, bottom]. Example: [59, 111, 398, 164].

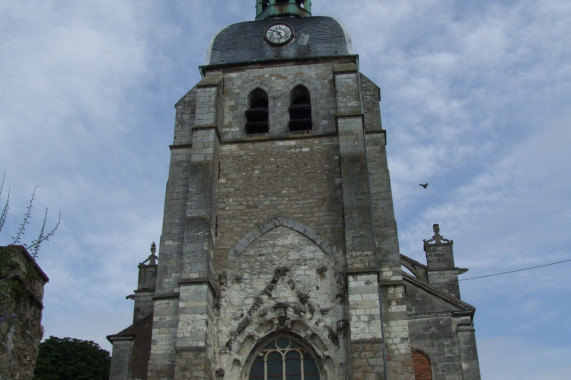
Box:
[246, 88, 269, 134]
[256, 0, 312, 20]
[289, 85, 312, 132]
[247, 335, 320, 379]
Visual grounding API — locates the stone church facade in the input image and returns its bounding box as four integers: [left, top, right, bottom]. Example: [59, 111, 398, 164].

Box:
[108, 1, 480, 379]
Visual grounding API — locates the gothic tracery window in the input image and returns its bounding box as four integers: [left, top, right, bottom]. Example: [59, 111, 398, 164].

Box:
[248, 336, 320, 379]
[246, 88, 269, 134]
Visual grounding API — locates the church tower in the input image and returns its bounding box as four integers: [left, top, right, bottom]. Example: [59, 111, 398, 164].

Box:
[108, 2, 481, 379]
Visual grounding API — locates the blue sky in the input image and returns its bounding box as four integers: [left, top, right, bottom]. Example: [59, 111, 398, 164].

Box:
[1, 1, 570, 378]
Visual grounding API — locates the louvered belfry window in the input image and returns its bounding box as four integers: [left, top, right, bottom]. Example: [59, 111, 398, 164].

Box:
[246, 88, 269, 134]
[248, 336, 320, 379]
[288, 85, 312, 132]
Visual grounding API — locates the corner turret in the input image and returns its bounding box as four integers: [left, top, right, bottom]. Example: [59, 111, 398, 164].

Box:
[424, 224, 467, 298]
[128, 242, 158, 323]
[108, 243, 157, 380]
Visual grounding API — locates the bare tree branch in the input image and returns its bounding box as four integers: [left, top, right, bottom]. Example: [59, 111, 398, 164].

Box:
[28, 210, 61, 258]
[0, 173, 9, 233]
[11, 186, 38, 245]
[1, 176, 60, 257]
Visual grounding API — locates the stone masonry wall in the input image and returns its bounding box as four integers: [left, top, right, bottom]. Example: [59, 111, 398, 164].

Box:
[366, 131, 414, 378]
[216, 137, 345, 266]
[426, 242, 462, 299]
[334, 64, 414, 379]
[147, 297, 178, 379]
[0, 246, 48, 380]
[408, 317, 465, 380]
[214, 136, 347, 377]
[149, 77, 222, 378]
[150, 56, 418, 378]
[212, 61, 351, 377]
[218, 227, 347, 378]
[219, 59, 353, 140]
[406, 281, 481, 380]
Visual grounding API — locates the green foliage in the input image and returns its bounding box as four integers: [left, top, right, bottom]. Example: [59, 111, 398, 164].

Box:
[34, 336, 111, 380]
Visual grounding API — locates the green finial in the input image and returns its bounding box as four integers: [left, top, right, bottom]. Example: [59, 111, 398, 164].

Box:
[256, 0, 311, 21]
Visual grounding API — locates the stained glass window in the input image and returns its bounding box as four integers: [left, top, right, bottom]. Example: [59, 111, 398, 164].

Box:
[248, 336, 320, 380]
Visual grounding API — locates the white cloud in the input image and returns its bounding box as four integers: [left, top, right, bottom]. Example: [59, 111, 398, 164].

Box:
[478, 337, 571, 380]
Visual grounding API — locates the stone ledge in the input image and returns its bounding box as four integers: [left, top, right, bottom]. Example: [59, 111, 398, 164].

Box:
[333, 63, 358, 74]
[152, 292, 180, 301]
[179, 278, 218, 298]
[169, 143, 192, 151]
[175, 346, 207, 353]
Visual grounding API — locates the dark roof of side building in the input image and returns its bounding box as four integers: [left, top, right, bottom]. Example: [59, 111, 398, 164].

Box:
[204, 16, 353, 67]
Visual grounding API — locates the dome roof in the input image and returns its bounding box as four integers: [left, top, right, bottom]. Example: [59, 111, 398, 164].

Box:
[204, 16, 353, 67]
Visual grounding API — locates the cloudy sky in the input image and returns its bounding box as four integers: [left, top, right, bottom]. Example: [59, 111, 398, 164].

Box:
[1, 1, 570, 378]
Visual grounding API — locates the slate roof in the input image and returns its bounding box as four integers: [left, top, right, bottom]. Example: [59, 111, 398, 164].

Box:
[204, 16, 353, 67]
[402, 273, 476, 317]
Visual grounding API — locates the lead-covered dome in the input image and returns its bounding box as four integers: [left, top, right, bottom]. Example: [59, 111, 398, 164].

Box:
[204, 16, 353, 67]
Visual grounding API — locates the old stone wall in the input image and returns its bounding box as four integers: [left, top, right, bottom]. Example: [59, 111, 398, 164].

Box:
[408, 316, 465, 380]
[350, 338, 385, 380]
[148, 57, 418, 379]
[333, 64, 414, 379]
[218, 227, 347, 378]
[214, 133, 347, 377]
[219, 60, 349, 140]
[147, 297, 178, 379]
[0, 246, 48, 380]
[365, 129, 414, 378]
[425, 242, 462, 299]
[360, 74, 382, 132]
[405, 277, 480, 380]
[149, 75, 223, 379]
[109, 339, 132, 380]
[216, 137, 345, 264]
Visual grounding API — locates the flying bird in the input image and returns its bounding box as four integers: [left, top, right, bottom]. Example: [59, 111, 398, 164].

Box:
[419, 183, 428, 189]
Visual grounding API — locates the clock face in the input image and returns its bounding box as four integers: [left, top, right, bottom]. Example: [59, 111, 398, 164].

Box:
[264, 23, 294, 46]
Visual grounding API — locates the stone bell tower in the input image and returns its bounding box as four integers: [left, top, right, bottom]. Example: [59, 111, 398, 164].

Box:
[146, 0, 415, 377]
[108, 1, 481, 379]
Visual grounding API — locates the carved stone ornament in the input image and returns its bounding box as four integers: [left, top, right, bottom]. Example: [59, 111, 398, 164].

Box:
[215, 367, 225, 377]
[423, 224, 452, 245]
